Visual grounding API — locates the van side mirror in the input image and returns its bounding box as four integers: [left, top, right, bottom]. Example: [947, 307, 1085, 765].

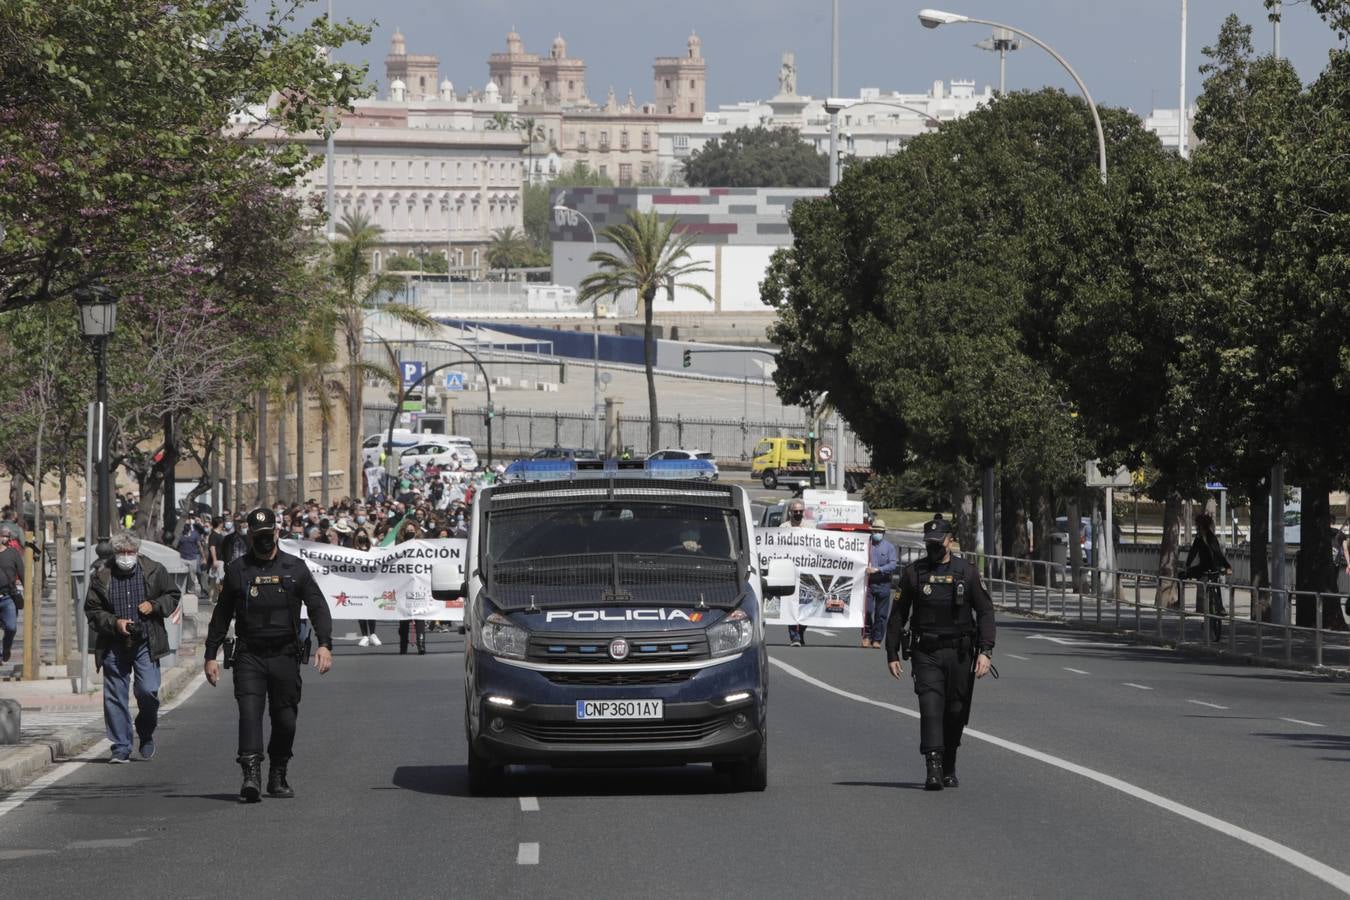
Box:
[432, 561, 467, 600]
[762, 558, 798, 598]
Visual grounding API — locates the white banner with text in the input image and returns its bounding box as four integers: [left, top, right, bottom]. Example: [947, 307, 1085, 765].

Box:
[754, 527, 868, 628]
[281, 538, 466, 621]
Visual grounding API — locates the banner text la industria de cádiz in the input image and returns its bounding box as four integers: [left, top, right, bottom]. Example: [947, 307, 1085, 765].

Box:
[754, 527, 868, 628]
[281, 538, 466, 621]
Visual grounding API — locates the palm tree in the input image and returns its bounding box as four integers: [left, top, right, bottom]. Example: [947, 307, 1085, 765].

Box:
[331, 210, 437, 498]
[515, 116, 547, 184]
[487, 226, 530, 280]
[577, 210, 712, 452]
[484, 111, 514, 131]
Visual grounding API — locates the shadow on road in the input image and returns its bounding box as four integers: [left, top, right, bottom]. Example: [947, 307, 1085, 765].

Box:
[1250, 731, 1350, 759]
[390, 763, 734, 797]
[161, 793, 242, 803]
[833, 780, 927, 791]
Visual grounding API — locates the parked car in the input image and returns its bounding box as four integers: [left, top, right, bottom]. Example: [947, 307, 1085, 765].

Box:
[646, 448, 719, 479]
[362, 429, 422, 468]
[400, 436, 479, 470]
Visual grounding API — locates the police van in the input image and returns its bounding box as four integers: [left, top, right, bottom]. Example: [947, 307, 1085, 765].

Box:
[456, 457, 796, 793]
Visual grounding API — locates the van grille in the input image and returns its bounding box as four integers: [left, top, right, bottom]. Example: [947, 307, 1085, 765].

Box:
[513, 716, 727, 744]
[543, 670, 695, 686]
[527, 631, 709, 664]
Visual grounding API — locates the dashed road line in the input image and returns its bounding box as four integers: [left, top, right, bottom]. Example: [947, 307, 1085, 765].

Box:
[769, 655, 1350, 896]
[1280, 718, 1326, 728]
[1007, 654, 1030, 661]
[519, 796, 540, 812]
[1063, 667, 1090, 675]
[1186, 699, 1229, 710]
[517, 842, 540, 865]
[1122, 683, 1154, 691]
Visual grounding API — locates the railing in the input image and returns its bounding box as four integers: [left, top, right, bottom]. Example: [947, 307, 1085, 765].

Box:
[967, 550, 1350, 672]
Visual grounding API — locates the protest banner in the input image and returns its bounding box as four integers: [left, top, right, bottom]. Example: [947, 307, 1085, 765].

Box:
[754, 527, 867, 628]
[801, 489, 866, 526]
[281, 538, 466, 621]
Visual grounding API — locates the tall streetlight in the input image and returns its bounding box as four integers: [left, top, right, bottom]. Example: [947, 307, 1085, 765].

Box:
[75, 285, 118, 558]
[552, 196, 602, 453]
[918, 8, 1107, 183]
[828, 0, 841, 187]
[975, 27, 1021, 95]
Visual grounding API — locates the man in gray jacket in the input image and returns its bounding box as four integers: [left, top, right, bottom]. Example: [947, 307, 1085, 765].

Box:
[85, 531, 181, 763]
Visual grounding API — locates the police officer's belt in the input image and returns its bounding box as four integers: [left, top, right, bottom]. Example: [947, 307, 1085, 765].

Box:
[912, 632, 973, 652]
[237, 636, 298, 657]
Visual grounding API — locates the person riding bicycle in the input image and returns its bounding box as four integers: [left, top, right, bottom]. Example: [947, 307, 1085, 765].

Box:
[1184, 512, 1232, 618]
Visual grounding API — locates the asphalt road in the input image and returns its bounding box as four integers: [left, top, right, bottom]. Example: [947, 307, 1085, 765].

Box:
[2, 612, 1346, 899]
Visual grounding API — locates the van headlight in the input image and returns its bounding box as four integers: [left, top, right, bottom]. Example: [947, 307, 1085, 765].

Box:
[706, 609, 753, 656]
[478, 612, 528, 659]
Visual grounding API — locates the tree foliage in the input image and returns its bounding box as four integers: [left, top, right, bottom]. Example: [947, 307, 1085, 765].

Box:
[683, 126, 827, 188]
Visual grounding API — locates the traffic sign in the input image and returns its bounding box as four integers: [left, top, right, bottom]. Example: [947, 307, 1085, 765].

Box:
[444, 371, 467, 391]
[1085, 459, 1131, 488]
[817, 443, 833, 463]
[400, 360, 425, 387]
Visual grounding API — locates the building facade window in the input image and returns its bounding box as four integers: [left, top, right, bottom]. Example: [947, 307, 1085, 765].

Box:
[641, 131, 651, 150]
[598, 164, 608, 178]
[689, 79, 695, 89]
[578, 130, 588, 149]
[689, 102, 695, 113]
[599, 130, 609, 148]
[620, 130, 629, 150]
[640, 163, 652, 182]
[664, 79, 671, 89]
[674, 135, 689, 151]
[619, 163, 633, 185]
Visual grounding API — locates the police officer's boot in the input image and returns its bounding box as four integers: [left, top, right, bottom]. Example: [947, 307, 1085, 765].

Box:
[942, 748, 959, 788]
[267, 757, 295, 798]
[238, 754, 264, 803]
[924, 751, 945, 791]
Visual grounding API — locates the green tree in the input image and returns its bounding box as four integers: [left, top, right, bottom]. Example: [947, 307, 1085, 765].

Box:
[516, 116, 547, 184]
[578, 210, 711, 450]
[487, 226, 531, 278]
[523, 163, 616, 251]
[0, 0, 370, 315]
[683, 126, 827, 188]
[332, 211, 437, 498]
[484, 111, 514, 131]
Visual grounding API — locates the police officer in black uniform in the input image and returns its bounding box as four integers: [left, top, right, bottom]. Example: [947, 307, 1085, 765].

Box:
[204, 508, 333, 803]
[885, 518, 995, 790]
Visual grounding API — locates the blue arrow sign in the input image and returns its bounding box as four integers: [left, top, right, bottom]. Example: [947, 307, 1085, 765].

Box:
[400, 360, 425, 387]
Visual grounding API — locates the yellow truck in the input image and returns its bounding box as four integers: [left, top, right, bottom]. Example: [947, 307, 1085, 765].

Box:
[750, 437, 824, 490]
[751, 436, 873, 492]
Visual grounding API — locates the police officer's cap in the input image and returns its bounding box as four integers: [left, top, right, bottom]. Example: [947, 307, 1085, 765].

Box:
[247, 507, 278, 533]
[923, 518, 953, 540]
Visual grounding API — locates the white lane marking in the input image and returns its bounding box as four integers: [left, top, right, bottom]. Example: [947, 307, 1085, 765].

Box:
[1026, 633, 1170, 652]
[519, 796, 540, 812]
[1280, 718, 1326, 729]
[1187, 699, 1229, 710]
[1006, 654, 1030, 661]
[517, 842, 540, 865]
[811, 629, 837, 637]
[1063, 667, 1090, 675]
[1122, 683, 1154, 691]
[0, 672, 207, 821]
[768, 656, 1350, 896]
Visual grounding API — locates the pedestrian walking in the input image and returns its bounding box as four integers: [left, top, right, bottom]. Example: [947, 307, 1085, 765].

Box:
[395, 523, 427, 655]
[175, 515, 208, 597]
[203, 508, 333, 802]
[862, 518, 898, 648]
[84, 531, 181, 763]
[886, 518, 996, 790]
[0, 530, 23, 665]
[351, 528, 382, 647]
[782, 498, 811, 647]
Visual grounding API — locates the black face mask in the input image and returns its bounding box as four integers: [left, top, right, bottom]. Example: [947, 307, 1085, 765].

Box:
[924, 541, 946, 563]
[251, 532, 277, 556]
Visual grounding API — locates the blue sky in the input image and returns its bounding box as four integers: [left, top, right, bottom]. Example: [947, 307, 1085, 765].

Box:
[310, 1, 1343, 113]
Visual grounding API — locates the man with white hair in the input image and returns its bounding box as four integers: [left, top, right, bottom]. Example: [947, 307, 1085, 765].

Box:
[84, 531, 182, 763]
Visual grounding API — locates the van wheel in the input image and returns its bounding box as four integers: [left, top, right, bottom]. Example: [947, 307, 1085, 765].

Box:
[730, 734, 768, 792]
[761, 471, 778, 490]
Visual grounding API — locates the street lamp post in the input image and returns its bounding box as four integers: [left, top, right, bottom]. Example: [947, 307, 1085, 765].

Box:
[823, 97, 942, 176]
[918, 8, 1107, 183]
[552, 199, 602, 453]
[75, 285, 119, 558]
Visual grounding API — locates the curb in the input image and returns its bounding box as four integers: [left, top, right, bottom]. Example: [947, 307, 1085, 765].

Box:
[0, 647, 203, 793]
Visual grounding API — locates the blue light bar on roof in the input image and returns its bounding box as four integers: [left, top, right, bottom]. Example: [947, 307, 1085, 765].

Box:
[501, 457, 716, 483]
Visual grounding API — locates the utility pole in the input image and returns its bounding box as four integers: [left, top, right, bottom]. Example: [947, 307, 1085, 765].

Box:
[325, 0, 337, 242]
[828, 0, 841, 187]
[1178, 0, 1189, 159]
[1273, 0, 1282, 59]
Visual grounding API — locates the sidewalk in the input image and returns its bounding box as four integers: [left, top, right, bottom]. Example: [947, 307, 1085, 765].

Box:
[0, 607, 208, 792]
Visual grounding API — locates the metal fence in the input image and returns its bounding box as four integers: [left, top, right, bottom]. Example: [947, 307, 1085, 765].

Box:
[966, 550, 1350, 673]
[365, 404, 874, 465]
